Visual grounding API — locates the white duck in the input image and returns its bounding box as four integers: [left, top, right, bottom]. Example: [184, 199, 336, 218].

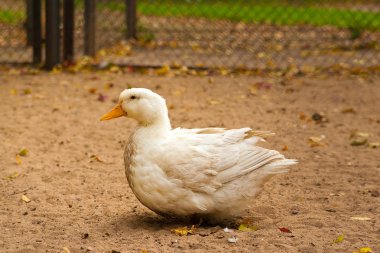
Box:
[100, 88, 297, 222]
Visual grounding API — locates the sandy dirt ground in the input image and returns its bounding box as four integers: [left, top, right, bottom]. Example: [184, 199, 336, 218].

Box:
[0, 71, 379, 252]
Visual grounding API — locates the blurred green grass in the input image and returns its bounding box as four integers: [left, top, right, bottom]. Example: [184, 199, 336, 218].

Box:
[98, 0, 380, 30]
[138, 1, 380, 30]
[0, 9, 24, 24]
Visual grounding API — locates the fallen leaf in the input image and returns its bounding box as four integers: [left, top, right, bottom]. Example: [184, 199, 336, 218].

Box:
[62, 247, 70, 253]
[140, 250, 148, 253]
[368, 142, 380, 148]
[19, 148, 28, 157]
[207, 98, 223, 105]
[88, 87, 97, 94]
[104, 83, 114, 90]
[171, 90, 183, 96]
[21, 195, 31, 203]
[254, 81, 272, 90]
[15, 154, 22, 165]
[171, 225, 196, 236]
[334, 234, 344, 244]
[155, 65, 170, 76]
[249, 85, 258, 95]
[97, 94, 107, 102]
[238, 224, 257, 232]
[4, 171, 19, 180]
[282, 145, 288, 151]
[359, 247, 372, 253]
[350, 216, 371, 221]
[350, 139, 367, 146]
[278, 227, 292, 233]
[23, 89, 31, 95]
[10, 89, 17, 95]
[351, 131, 370, 138]
[341, 107, 356, 114]
[227, 236, 238, 243]
[309, 135, 326, 147]
[109, 65, 121, 73]
[90, 154, 105, 163]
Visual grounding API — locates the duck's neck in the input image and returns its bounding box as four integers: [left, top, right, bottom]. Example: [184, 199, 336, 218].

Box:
[135, 115, 171, 139]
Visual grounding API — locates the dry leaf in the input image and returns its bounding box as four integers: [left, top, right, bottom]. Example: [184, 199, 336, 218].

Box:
[10, 89, 17, 95]
[238, 224, 257, 232]
[21, 195, 31, 203]
[359, 247, 372, 253]
[282, 145, 288, 151]
[334, 234, 344, 244]
[23, 89, 31, 95]
[97, 94, 107, 102]
[155, 65, 170, 76]
[88, 87, 97, 94]
[171, 225, 196, 236]
[249, 85, 258, 95]
[278, 227, 292, 233]
[62, 247, 70, 253]
[15, 154, 22, 165]
[350, 139, 367, 146]
[4, 171, 19, 180]
[109, 65, 121, 73]
[350, 216, 371, 221]
[341, 107, 356, 114]
[368, 142, 380, 148]
[19, 148, 28, 157]
[207, 98, 223, 105]
[171, 90, 183, 96]
[104, 83, 114, 90]
[140, 250, 148, 253]
[227, 236, 238, 243]
[90, 155, 105, 163]
[309, 135, 326, 147]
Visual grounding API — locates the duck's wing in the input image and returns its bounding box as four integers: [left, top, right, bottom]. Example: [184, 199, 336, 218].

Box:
[159, 127, 296, 195]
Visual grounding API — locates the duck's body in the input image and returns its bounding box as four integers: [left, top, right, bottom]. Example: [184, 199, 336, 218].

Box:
[101, 88, 297, 221]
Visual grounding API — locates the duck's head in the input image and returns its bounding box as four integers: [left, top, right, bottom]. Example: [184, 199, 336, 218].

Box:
[100, 88, 168, 125]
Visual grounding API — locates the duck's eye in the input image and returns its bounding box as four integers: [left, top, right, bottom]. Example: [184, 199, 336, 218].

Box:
[130, 95, 137, 100]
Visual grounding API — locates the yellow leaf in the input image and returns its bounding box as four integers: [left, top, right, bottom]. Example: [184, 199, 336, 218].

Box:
[19, 148, 29, 156]
[155, 65, 170, 76]
[334, 234, 344, 243]
[62, 247, 70, 253]
[23, 89, 31, 95]
[109, 65, 121, 73]
[207, 98, 223, 105]
[249, 86, 258, 95]
[15, 155, 22, 165]
[309, 135, 326, 147]
[171, 225, 196, 236]
[238, 224, 258, 232]
[359, 247, 372, 253]
[21, 195, 31, 203]
[10, 89, 17, 95]
[350, 217, 371, 221]
[368, 142, 380, 148]
[4, 171, 19, 180]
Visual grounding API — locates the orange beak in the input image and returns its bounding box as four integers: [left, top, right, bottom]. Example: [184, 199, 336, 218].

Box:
[100, 103, 127, 121]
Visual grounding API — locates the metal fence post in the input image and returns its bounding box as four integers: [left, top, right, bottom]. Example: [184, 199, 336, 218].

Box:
[26, 0, 33, 46]
[126, 0, 137, 39]
[31, 0, 42, 65]
[63, 0, 75, 63]
[84, 0, 96, 56]
[45, 0, 61, 69]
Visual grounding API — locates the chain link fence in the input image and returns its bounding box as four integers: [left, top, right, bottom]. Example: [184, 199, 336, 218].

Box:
[0, 0, 31, 64]
[1, 0, 380, 69]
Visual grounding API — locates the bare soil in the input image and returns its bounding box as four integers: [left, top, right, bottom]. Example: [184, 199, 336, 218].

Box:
[0, 71, 379, 252]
